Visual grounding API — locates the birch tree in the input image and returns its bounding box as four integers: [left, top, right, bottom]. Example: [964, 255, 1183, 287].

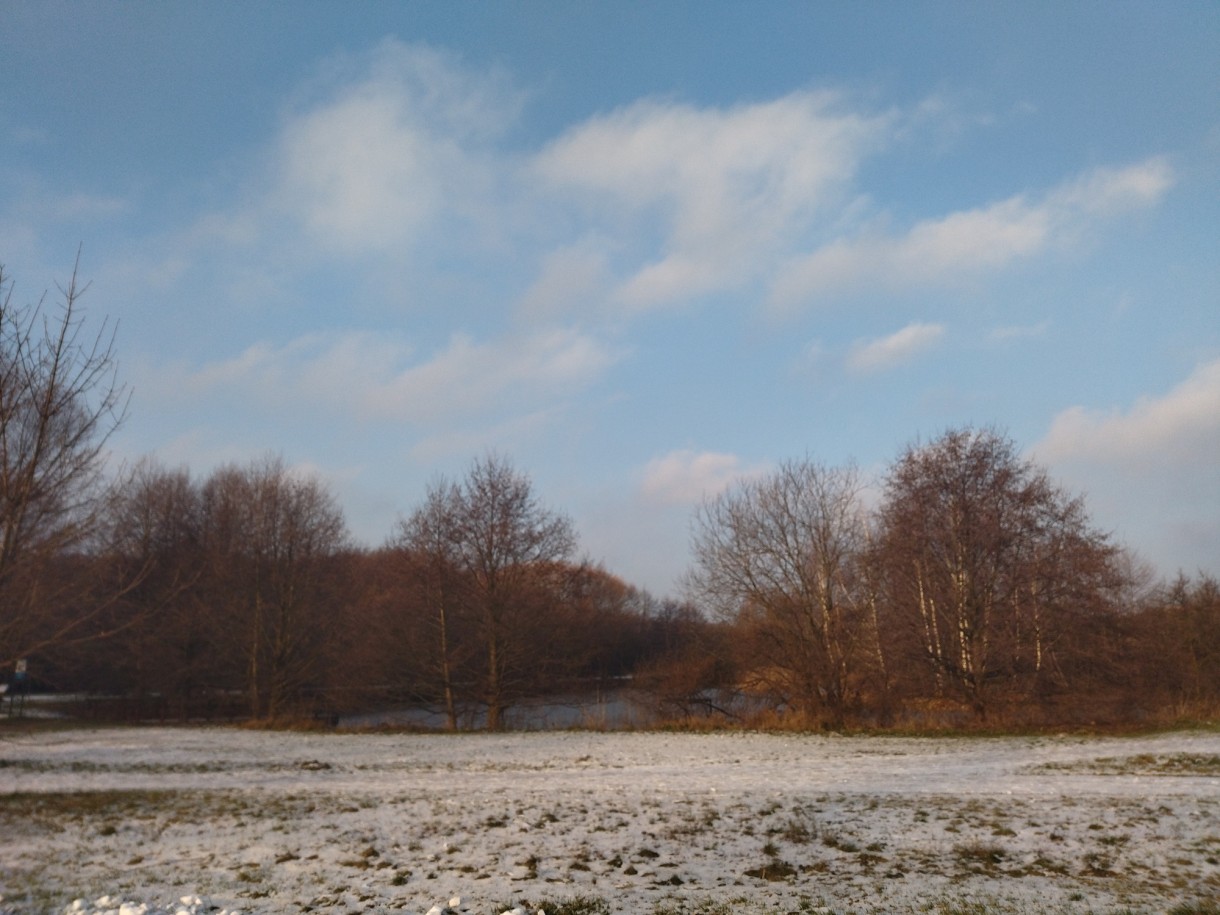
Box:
[877, 427, 1118, 720]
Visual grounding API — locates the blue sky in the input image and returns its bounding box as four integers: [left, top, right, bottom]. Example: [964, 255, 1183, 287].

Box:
[3, 1, 1217, 596]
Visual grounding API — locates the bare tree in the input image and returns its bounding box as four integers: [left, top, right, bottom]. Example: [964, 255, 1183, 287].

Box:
[93, 458, 206, 707]
[876, 427, 1119, 721]
[390, 478, 469, 729]
[406, 454, 576, 729]
[687, 458, 876, 726]
[0, 256, 131, 670]
[1132, 573, 1220, 717]
[200, 456, 349, 719]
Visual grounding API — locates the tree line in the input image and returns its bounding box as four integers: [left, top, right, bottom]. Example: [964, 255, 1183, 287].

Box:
[1, 261, 1216, 730]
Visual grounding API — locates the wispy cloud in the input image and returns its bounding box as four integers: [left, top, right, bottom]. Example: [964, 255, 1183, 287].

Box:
[517, 241, 614, 321]
[273, 40, 520, 256]
[90, 45, 1175, 344]
[640, 449, 768, 505]
[366, 328, 620, 422]
[772, 157, 1174, 307]
[847, 322, 945, 373]
[140, 327, 622, 425]
[534, 92, 893, 310]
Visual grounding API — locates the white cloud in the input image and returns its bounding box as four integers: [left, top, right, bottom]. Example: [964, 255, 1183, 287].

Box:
[617, 253, 730, 307]
[371, 328, 620, 421]
[1032, 359, 1220, 578]
[1052, 156, 1175, 217]
[278, 91, 444, 252]
[534, 92, 893, 309]
[142, 327, 621, 426]
[772, 157, 1174, 307]
[82, 44, 528, 327]
[640, 449, 768, 505]
[847, 322, 945, 373]
[95, 57, 1173, 344]
[1036, 358, 1220, 469]
[275, 40, 518, 255]
[517, 242, 613, 321]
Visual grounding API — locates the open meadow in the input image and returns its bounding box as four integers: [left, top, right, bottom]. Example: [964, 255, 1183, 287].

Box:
[1, 726, 1218, 915]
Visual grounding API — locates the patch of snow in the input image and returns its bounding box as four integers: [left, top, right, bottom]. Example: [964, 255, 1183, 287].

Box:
[80, 896, 236, 915]
[0, 727, 1216, 913]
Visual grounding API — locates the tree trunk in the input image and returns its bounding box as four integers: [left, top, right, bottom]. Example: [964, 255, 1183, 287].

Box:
[438, 601, 457, 730]
[486, 628, 503, 730]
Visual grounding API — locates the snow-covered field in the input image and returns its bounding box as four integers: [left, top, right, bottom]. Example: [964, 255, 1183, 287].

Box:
[1, 726, 1217, 914]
